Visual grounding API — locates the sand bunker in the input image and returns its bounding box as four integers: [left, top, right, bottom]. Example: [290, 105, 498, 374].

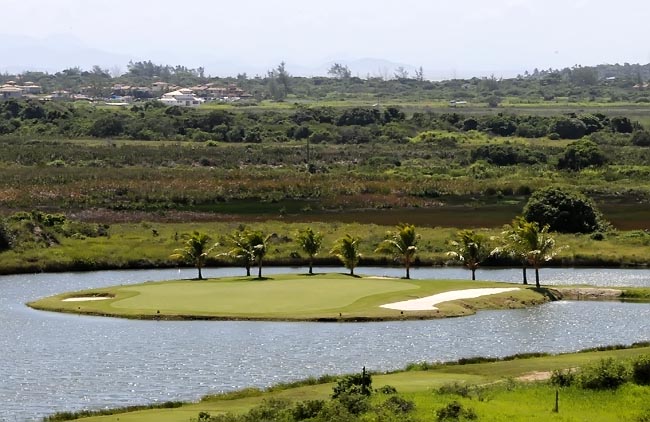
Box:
[380, 287, 520, 311]
[62, 296, 112, 302]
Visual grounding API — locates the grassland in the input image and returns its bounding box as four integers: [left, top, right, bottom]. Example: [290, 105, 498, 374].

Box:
[2, 219, 649, 275]
[50, 345, 650, 422]
[27, 274, 548, 321]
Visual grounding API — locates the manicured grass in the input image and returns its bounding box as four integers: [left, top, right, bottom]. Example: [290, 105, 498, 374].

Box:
[28, 274, 546, 321]
[56, 346, 650, 422]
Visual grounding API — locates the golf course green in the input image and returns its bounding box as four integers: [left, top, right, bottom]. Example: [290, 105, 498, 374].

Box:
[27, 273, 548, 321]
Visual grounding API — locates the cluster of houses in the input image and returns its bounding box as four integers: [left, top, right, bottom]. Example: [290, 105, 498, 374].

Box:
[0, 81, 42, 99]
[0, 80, 252, 107]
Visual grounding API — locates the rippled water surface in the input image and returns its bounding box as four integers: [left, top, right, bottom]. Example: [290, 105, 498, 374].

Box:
[1, 267, 649, 421]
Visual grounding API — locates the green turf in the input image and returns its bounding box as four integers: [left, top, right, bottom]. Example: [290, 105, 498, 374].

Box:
[28, 273, 546, 321]
[59, 346, 650, 422]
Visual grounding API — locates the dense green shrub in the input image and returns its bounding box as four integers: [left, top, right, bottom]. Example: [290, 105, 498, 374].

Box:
[382, 395, 415, 413]
[549, 117, 587, 139]
[550, 368, 577, 387]
[632, 355, 650, 385]
[557, 139, 607, 171]
[292, 400, 326, 421]
[523, 186, 607, 233]
[332, 371, 372, 398]
[579, 358, 630, 389]
[631, 130, 650, 146]
[436, 401, 477, 422]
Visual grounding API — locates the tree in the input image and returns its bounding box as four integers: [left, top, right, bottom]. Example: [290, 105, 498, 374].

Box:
[296, 227, 323, 275]
[498, 217, 541, 285]
[549, 117, 587, 139]
[375, 223, 419, 279]
[523, 186, 607, 233]
[394, 66, 409, 80]
[415, 66, 424, 82]
[246, 231, 271, 279]
[330, 234, 361, 276]
[446, 230, 491, 280]
[328, 63, 351, 79]
[557, 139, 607, 171]
[169, 231, 216, 280]
[509, 220, 561, 288]
[225, 230, 255, 277]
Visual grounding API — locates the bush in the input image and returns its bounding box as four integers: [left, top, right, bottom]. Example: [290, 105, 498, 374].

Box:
[436, 401, 477, 422]
[579, 358, 630, 390]
[0, 219, 12, 251]
[632, 355, 650, 385]
[382, 396, 415, 413]
[523, 186, 607, 233]
[332, 371, 372, 398]
[549, 117, 587, 139]
[550, 368, 576, 387]
[292, 400, 325, 421]
[631, 130, 650, 146]
[557, 139, 607, 171]
[378, 384, 398, 394]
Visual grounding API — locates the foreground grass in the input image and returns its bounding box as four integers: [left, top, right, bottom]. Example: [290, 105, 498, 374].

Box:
[52, 346, 650, 422]
[27, 274, 546, 321]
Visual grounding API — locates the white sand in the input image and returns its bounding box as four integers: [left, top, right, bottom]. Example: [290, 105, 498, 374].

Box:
[62, 296, 111, 302]
[380, 287, 520, 311]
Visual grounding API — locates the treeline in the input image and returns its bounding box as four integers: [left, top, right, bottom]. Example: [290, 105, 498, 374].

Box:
[3, 60, 650, 103]
[1, 99, 648, 146]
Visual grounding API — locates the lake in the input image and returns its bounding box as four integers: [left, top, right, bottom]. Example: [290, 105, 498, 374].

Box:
[1, 266, 649, 421]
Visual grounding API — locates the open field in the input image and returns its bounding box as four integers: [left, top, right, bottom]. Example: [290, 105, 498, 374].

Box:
[50, 346, 650, 422]
[27, 274, 548, 321]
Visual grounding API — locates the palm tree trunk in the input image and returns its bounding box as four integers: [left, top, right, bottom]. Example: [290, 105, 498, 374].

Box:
[198, 266, 203, 280]
[405, 262, 410, 279]
[309, 257, 313, 275]
[535, 267, 540, 288]
[471, 268, 476, 280]
[350, 267, 354, 276]
[245, 264, 250, 277]
[258, 260, 262, 278]
[522, 266, 528, 285]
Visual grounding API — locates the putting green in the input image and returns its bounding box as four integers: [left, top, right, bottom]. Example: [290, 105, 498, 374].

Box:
[28, 273, 547, 321]
[114, 277, 413, 313]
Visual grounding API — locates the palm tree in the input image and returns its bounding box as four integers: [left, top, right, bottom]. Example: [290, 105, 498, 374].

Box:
[519, 222, 561, 288]
[246, 231, 271, 279]
[330, 234, 361, 276]
[375, 223, 419, 279]
[296, 227, 323, 275]
[169, 231, 217, 280]
[499, 216, 534, 285]
[225, 230, 255, 277]
[446, 229, 491, 280]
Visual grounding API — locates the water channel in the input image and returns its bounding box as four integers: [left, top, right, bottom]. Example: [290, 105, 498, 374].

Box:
[1, 267, 649, 421]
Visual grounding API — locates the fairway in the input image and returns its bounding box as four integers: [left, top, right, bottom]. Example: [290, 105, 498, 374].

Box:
[28, 273, 546, 321]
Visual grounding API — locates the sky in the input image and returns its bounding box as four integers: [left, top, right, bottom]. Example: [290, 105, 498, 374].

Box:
[2, 0, 650, 79]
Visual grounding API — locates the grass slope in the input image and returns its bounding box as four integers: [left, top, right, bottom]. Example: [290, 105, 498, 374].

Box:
[53, 346, 650, 422]
[27, 273, 546, 321]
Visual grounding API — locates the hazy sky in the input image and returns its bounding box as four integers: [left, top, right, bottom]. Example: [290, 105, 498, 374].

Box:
[3, 0, 650, 78]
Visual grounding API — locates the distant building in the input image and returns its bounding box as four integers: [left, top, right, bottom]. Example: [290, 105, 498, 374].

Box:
[0, 85, 23, 99]
[151, 81, 170, 93]
[160, 88, 205, 107]
[0, 81, 42, 99]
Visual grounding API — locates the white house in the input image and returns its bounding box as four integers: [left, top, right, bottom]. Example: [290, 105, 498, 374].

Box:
[160, 88, 205, 107]
[0, 85, 23, 99]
